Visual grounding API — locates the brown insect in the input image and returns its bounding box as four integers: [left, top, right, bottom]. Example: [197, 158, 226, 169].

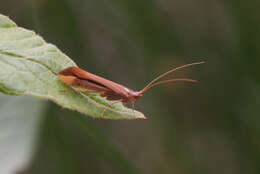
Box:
[58, 61, 204, 117]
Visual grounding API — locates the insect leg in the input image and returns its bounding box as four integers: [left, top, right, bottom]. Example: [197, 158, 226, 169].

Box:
[131, 102, 135, 117]
[100, 101, 121, 119]
[60, 89, 97, 93]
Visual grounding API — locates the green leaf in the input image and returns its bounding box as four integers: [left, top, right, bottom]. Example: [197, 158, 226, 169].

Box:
[0, 94, 46, 174]
[0, 14, 146, 120]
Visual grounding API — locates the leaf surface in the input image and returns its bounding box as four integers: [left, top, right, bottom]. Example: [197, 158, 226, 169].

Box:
[0, 14, 145, 120]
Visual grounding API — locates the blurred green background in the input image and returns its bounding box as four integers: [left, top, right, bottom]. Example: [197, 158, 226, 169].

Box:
[1, 0, 260, 174]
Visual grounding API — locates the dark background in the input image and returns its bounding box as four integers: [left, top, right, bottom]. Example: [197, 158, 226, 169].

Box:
[1, 0, 260, 174]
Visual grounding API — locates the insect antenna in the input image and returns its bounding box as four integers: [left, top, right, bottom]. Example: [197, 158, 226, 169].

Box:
[140, 78, 197, 93]
[139, 61, 204, 93]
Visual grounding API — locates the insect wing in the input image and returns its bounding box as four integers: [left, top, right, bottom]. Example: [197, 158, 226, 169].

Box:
[61, 67, 130, 98]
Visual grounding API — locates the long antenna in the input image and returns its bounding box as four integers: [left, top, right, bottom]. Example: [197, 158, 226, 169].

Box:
[140, 79, 197, 93]
[140, 61, 204, 93]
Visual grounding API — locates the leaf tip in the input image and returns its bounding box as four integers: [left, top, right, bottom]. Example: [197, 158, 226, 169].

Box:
[136, 114, 147, 120]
